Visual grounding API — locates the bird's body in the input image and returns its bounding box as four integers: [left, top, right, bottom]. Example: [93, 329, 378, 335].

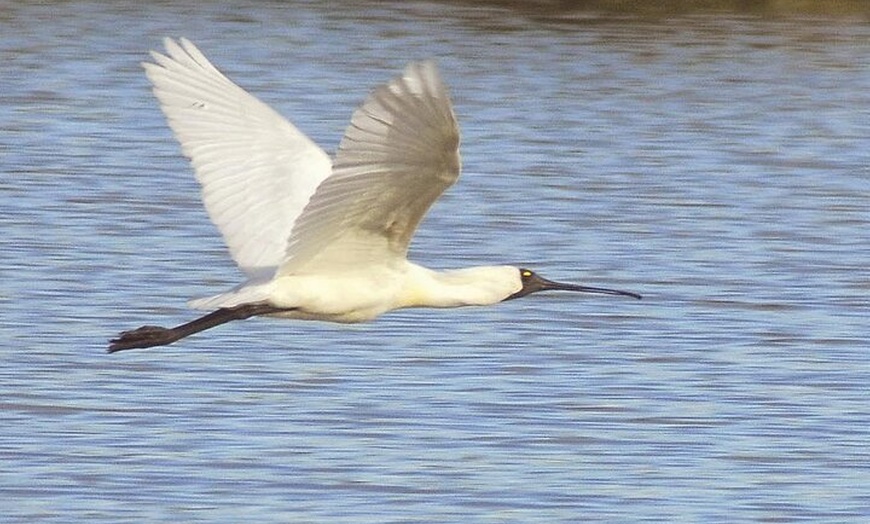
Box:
[249, 263, 520, 323]
[109, 38, 639, 353]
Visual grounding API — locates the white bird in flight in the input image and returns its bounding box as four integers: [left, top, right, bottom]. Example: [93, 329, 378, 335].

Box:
[109, 38, 640, 353]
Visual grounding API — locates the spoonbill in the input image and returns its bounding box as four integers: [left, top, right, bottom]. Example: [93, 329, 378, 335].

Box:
[109, 38, 640, 353]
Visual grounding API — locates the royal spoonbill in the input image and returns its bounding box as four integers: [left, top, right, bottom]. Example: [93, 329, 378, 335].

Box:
[109, 38, 640, 353]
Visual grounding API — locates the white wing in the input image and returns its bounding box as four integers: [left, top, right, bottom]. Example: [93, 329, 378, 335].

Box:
[278, 61, 460, 274]
[143, 38, 331, 280]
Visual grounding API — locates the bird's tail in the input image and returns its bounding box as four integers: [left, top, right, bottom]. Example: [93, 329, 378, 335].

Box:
[188, 280, 272, 311]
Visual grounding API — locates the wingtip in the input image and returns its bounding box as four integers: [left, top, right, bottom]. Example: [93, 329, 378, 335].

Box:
[399, 60, 445, 98]
[162, 36, 179, 54]
[160, 36, 196, 62]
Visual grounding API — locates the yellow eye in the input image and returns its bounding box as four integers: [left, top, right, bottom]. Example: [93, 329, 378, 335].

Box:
[522, 270, 533, 278]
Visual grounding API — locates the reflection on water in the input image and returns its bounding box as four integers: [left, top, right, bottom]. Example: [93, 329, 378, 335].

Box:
[2, 1, 868, 522]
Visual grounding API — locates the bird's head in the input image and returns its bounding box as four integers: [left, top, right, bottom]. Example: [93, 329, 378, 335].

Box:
[424, 266, 640, 308]
[504, 267, 642, 301]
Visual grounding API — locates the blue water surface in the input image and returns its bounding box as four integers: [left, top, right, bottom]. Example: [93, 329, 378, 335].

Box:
[2, 2, 868, 522]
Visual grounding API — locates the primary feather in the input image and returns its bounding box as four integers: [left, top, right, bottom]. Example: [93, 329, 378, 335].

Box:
[279, 60, 459, 274]
[143, 37, 331, 280]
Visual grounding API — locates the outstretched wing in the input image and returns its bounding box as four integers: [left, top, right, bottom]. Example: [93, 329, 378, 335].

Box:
[143, 38, 331, 279]
[278, 61, 460, 274]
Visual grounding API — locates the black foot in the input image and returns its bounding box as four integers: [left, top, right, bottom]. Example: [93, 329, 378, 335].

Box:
[108, 304, 294, 354]
[108, 325, 179, 353]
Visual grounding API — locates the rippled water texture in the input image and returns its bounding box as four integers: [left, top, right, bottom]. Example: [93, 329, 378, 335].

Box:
[2, 2, 869, 522]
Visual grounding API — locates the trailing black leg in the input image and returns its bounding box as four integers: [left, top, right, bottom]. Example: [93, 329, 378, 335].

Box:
[108, 303, 292, 353]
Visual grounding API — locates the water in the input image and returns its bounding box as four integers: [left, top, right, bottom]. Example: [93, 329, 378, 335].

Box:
[2, 1, 869, 522]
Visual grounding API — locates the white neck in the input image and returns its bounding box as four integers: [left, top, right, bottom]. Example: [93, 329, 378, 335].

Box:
[397, 264, 521, 309]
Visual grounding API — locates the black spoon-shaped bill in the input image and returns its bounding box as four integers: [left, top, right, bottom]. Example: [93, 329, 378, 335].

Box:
[506, 269, 642, 301]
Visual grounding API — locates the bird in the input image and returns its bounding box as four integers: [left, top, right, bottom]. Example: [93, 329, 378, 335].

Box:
[108, 38, 640, 353]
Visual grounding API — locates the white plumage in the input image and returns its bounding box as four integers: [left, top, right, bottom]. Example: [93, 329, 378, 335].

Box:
[109, 38, 639, 352]
[145, 38, 332, 281]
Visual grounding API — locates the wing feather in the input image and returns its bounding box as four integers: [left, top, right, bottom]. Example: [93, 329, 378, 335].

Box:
[279, 61, 460, 274]
[143, 38, 331, 279]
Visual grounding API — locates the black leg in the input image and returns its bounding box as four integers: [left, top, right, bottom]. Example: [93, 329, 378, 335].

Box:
[108, 303, 292, 353]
